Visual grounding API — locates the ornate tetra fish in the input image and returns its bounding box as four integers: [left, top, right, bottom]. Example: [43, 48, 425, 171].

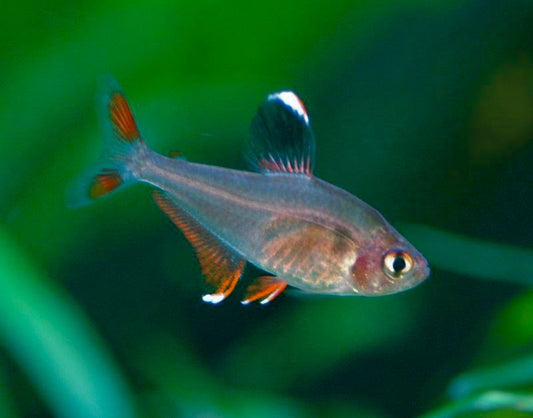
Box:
[71, 80, 429, 304]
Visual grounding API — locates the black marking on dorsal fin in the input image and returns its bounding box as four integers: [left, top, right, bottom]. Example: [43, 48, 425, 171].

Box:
[248, 91, 315, 176]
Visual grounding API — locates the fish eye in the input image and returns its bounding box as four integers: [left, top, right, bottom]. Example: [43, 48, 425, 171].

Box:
[383, 249, 413, 279]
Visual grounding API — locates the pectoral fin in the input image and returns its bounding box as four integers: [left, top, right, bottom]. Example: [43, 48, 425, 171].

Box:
[241, 276, 287, 305]
[153, 191, 245, 303]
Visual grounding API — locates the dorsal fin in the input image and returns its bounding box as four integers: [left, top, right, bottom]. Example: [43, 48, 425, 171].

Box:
[153, 191, 245, 303]
[248, 91, 315, 175]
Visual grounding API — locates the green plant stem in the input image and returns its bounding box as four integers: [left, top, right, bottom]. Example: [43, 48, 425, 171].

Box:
[400, 224, 533, 285]
[0, 229, 136, 418]
[422, 391, 533, 418]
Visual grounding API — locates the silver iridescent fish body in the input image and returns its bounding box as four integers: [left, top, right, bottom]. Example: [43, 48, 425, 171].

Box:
[71, 80, 430, 305]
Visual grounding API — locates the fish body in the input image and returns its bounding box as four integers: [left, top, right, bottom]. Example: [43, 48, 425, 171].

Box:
[72, 80, 429, 304]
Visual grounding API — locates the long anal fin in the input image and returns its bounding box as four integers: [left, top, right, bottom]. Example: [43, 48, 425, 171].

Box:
[153, 191, 245, 303]
[241, 276, 287, 305]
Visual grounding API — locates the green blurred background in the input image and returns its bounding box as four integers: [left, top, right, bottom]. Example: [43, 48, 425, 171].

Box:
[1, 0, 533, 417]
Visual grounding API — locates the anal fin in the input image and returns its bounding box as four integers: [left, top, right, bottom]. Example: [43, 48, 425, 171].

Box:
[153, 191, 245, 303]
[241, 276, 287, 305]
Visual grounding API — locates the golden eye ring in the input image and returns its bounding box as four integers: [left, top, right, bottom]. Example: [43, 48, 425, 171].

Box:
[383, 249, 413, 279]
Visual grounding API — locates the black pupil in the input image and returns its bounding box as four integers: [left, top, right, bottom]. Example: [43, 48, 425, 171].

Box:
[392, 255, 406, 272]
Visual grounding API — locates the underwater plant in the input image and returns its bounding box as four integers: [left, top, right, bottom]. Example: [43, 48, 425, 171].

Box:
[1, 0, 532, 416]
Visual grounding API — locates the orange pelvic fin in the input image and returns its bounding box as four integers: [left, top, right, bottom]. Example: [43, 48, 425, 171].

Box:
[241, 276, 287, 305]
[153, 191, 245, 304]
[109, 92, 141, 142]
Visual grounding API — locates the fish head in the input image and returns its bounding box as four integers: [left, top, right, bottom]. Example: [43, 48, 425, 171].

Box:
[349, 229, 429, 296]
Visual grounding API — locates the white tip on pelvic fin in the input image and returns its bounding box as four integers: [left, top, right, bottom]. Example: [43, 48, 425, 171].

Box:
[202, 293, 225, 304]
[268, 91, 309, 124]
[259, 288, 283, 305]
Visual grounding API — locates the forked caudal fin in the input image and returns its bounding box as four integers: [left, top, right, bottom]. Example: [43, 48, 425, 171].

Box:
[67, 78, 146, 208]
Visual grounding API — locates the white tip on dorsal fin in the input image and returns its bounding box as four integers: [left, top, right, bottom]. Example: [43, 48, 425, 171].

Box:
[268, 91, 309, 125]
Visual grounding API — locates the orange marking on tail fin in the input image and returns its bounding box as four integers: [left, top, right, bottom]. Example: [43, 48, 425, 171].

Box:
[241, 276, 287, 305]
[153, 191, 245, 303]
[109, 92, 140, 142]
[89, 170, 122, 199]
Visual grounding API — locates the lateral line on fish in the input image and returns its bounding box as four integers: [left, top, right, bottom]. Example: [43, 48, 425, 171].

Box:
[145, 162, 343, 227]
[147, 163, 366, 254]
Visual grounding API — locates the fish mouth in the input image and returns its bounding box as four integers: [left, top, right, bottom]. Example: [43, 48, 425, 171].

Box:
[417, 258, 431, 282]
[424, 263, 431, 279]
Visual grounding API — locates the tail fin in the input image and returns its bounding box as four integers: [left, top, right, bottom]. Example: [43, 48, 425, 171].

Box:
[68, 78, 145, 208]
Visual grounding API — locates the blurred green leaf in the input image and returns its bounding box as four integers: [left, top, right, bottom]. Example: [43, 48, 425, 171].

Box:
[449, 355, 533, 399]
[422, 391, 533, 418]
[133, 333, 387, 418]
[401, 224, 533, 285]
[487, 291, 533, 351]
[0, 229, 136, 418]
